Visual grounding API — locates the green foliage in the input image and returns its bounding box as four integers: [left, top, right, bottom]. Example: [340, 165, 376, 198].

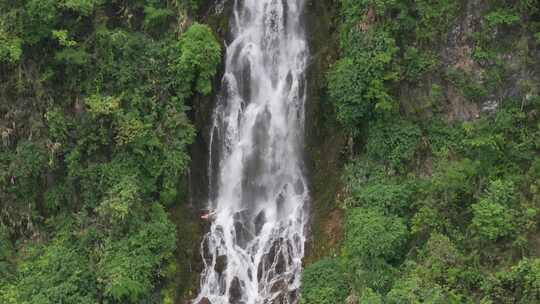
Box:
[85, 94, 121, 116]
[485, 9, 520, 28]
[358, 288, 384, 303]
[386, 275, 465, 304]
[482, 259, 540, 303]
[45, 109, 69, 143]
[0, 1, 221, 302]
[384, 234, 471, 302]
[411, 158, 479, 237]
[320, 0, 540, 302]
[97, 205, 176, 302]
[445, 67, 489, 102]
[0, 225, 13, 279]
[175, 0, 202, 12]
[61, 0, 101, 16]
[0, 205, 175, 304]
[471, 199, 515, 241]
[414, 0, 459, 42]
[328, 28, 398, 133]
[344, 207, 407, 292]
[300, 259, 349, 304]
[414, 233, 465, 288]
[402, 47, 438, 80]
[143, 5, 174, 33]
[471, 179, 517, 241]
[176, 23, 222, 95]
[336, 95, 540, 302]
[349, 179, 414, 215]
[96, 176, 140, 223]
[6, 229, 98, 304]
[345, 158, 417, 216]
[52, 30, 77, 47]
[341, 0, 397, 18]
[366, 119, 421, 171]
[425, 119, 463, 158]
[23, 0, 60, 44]
[0, 29, 22, 63]
[345, 208, 407, 263]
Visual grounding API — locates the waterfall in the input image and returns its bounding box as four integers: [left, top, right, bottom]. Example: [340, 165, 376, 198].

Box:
[194, 0, 309, 303]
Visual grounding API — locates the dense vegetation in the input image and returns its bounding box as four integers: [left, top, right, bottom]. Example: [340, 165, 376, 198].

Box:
[302, 0, 540, 303]
[0, 1, 220, 303]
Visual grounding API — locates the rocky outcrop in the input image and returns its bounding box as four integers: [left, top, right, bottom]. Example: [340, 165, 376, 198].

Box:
[400, 0, 540, 122]
[197, 297, 211, 304]
[303, 0, 347, 264]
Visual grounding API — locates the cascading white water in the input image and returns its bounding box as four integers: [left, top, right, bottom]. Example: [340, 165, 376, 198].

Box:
[194, 1, 309, 303]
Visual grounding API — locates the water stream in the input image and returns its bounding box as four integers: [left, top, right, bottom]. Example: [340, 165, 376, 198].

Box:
[194, 0, 309, 303]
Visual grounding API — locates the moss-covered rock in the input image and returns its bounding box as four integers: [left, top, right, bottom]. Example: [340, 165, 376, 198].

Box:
[303, 0, 348, 265]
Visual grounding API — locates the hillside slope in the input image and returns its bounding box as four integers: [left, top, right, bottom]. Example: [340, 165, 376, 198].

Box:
[302, 0, 540, 303]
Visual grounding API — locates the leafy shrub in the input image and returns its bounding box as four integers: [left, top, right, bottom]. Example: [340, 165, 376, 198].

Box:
[45, 109, 69, 143]
[411, 159, 479, 236]
[429, 158, 478, 200]
[0, 225, 13, 279]
[23, 0, 59, 44]
[445, 67, 488, 102]
[402, 47, 438, 80]
[328, 28, 398, 133]
[485, 9, 520, 28]
[96, 176, 140, 224]
[359, 288, 384, 303]
[471, 179, 517, 241]
[300, 259, 348, 304]
[416, 233, 463, 285]
[482, 259, 540, 303]
[176, 23, 222, 95]
[175, 0, 202, 11]
[341, 0, 398, 20]
[84, 94, 121, 117]
[366, 119, 421, 171]
[7, 231, 98, 304]
[344, 207, 407, 292]
[343, 158, 388, 188]
[97, 205, 176, 302]
[0, 30, 22, 63]
[345, 208, 407, 261]
[44, 183, 68, 213]
[143, 5, 174, 34]
[61, 0, 101, 16]
[349, 179, 415, 215]
[386, 275, 464, 304]
[471, 199, 515, 241]
[426, 119, 463, 158]
[415, 0, 459, 42]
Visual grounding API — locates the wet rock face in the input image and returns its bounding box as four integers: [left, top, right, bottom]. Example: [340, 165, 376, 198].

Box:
[197, 297, 211, 304]
[214, 254, 228, 274]
[270, 279, 289, 303]
[254, 210, 266, 235]
[202, 237, 213, 265]
[275, 252, 287, 275]
[268, 279, 297, 304]
[229, 277, 244, 304]
[234, 220, 252, 249]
